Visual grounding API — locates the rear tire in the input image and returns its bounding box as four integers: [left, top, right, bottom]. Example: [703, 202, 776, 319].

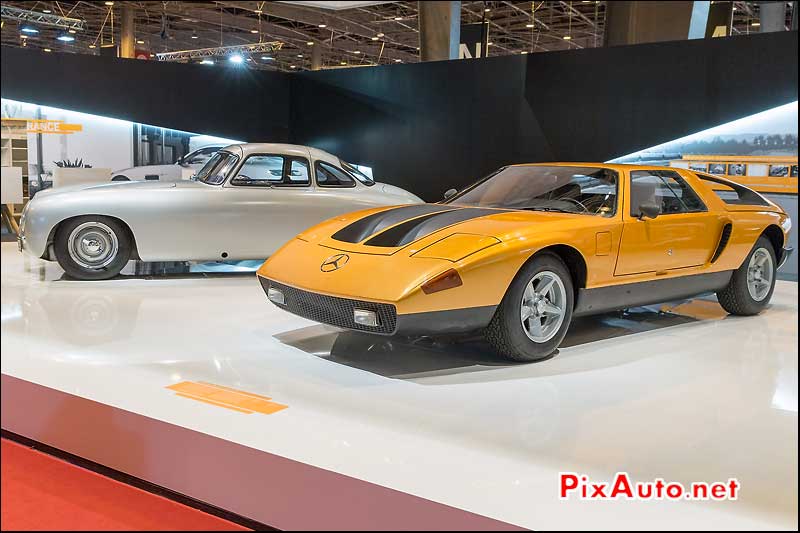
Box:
[717, 236, 777, 316]
[484, 253, 574, 362]
[54, 216, 132, 280]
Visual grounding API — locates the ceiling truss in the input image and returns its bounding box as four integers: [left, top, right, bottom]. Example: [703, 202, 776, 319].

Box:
[0, 1, 793, 72]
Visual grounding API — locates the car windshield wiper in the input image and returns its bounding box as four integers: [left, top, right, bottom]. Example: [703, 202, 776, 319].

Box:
[519, 206, 578, 214]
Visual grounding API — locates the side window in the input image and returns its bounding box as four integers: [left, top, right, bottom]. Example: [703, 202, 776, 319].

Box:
[288, 159, 310, 184]
[769, 165, 790, 177]
[708, 163, 726, 175]
[727, 163, 746, 176]
[315, 161, 356, 188]
[688, 163, 707, 172]
[233, 155, 285, 186]
[792, 165, 798, 177]
[630, 170, 706, 217]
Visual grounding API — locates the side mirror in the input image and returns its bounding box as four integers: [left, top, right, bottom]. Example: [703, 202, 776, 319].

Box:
[443, 188, 458, 200]
[637, 203, 661, 220]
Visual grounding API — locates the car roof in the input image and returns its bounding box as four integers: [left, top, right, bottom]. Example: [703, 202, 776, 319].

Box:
[223, 142, 341, 163]
[512, 162, 691, 172]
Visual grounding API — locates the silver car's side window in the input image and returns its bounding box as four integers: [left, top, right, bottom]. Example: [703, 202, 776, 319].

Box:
[230, 154, 311, 187]
[315, 161, 356, 188]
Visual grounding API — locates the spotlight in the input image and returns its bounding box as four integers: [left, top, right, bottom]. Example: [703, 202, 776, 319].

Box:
[20, 24, 39, 34]
[521, 51, 528, 54]
[68, 29, 77, 34]
[200, 59, 214, 65]
[394, 16, 402, 21]
[318, 23, 327, 28]
[57, 33, 75, 42]
[43, 48, 52, 52]
[307, 41, 314, 45]
[290, 65, 296, 69]
[136, 39, 144, 44]
[377, 32, 384, 37]
[250, 29, 258, 34]
[229, 54, 244, 64]
[485, 8, 491, 12]
[297, 54, 303, 57]
[751, 21, 761, 27]
[104, 1, 114, 5]
[563, 35, 571, 40]
[371, 36, 379, 40]
[261, 56, 273, 60]
[191, 31, 198, 39]
[89, 44, 96, 48]
[353, 50, 361, 54]
[487, 41, 493, 45]
[43, 9, 51, 13]
[394, 58, 401, 63]
[340, 61, 347, 65]
[526, 23, 534, 28]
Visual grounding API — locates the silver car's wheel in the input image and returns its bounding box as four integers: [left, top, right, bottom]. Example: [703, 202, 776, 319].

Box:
[54, 216, 132, 280]
[520, 270, 567, 343]
[746, 247, 773, 302]
[67, 222, 120, 269]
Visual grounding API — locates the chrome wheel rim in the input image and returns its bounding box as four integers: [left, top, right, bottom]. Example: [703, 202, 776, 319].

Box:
[520, 270, 567, 343]
[747, 247, 773, 302]
[67, 222, 119, 270]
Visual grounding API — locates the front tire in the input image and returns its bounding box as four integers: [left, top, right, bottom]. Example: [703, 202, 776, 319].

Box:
[485, 253, 574, 362]
[717, 236, 777, 316]
[111, 175, 130, 181]
[53, 216, 132, 280]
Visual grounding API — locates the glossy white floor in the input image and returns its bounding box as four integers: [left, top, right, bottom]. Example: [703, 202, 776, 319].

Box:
[1, 242, 797, 530]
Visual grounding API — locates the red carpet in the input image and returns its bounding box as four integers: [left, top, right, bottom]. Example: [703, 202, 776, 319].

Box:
[0, 439, 250, 531]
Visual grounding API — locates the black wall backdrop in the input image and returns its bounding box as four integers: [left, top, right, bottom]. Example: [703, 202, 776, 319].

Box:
[2, 31, 797, 201]
[0, 46, 291, 143]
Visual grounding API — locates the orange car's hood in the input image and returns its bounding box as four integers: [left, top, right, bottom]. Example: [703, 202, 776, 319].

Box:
[310, 204, 584, 256]
[259, 204, 604, 310]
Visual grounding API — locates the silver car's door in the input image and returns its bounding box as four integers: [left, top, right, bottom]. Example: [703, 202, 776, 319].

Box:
[217, 154, 324, 259]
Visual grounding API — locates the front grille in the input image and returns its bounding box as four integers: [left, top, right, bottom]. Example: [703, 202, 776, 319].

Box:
[260, 277, 397, 334]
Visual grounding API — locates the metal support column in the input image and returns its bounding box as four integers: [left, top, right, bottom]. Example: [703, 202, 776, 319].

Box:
[120, 4, 135, 59]
[418, 1, 461, 62]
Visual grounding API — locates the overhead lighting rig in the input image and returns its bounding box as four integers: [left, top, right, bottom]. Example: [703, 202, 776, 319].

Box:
[155, 42, 283, 62]
[0, 5, 85, 31]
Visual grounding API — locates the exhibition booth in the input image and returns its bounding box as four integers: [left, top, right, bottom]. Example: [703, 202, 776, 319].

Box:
[1, 28, 798, 530]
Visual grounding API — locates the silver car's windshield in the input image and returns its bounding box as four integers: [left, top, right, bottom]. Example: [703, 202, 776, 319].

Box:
[447, 165, 618, 216]
[194, 151, 239, 185]
[341, 160, 375, 186]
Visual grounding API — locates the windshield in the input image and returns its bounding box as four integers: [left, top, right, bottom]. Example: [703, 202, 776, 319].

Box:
[194, 151, 239, 185]
[447, 165, 618, 216]
[340, 160, 375, 186]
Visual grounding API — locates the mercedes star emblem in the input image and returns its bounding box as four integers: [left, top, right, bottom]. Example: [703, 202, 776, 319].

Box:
[321, 253, 350, 272]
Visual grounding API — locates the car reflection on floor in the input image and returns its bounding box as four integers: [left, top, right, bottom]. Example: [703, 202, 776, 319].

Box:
[274, 297, 725, 381]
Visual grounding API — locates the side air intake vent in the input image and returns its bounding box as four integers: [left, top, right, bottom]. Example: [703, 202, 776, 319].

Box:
[711, 223, 732, 263]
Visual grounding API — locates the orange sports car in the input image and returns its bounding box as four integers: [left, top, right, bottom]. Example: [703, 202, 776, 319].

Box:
[257, 163, 792, 361]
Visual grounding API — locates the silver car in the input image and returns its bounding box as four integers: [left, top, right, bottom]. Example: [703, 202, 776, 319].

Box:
[19, 143, 422, 280]
[110, 145, 224, 182]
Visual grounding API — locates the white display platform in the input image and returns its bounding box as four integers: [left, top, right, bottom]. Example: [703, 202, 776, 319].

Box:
[1, 242, 797, 530]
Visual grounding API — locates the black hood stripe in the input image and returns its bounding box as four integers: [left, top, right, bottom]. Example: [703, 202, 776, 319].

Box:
[332, 204, 457, 244]
[364, 208, 505, 248]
